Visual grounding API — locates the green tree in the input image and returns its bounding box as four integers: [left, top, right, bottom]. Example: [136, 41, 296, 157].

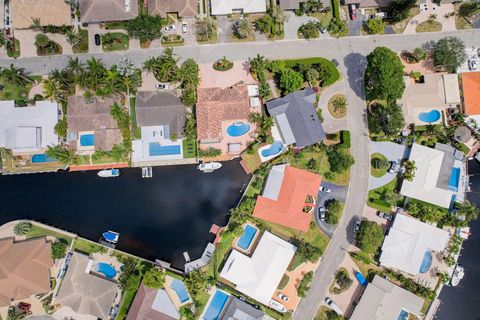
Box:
[433, 37, 467, 73]
[326, 200, 343, 225]
[234, 18, 254, 39]
[293, 239, 322, 262]
[305, 68, 319, 87]
[178, 59, 200, 87]
[118, 257, 141, 291]
[258, 81, 271, 99]
[455, 200, 480, 223]
[413, 47, 426, 62]
[45, 145, 79, 165]
[298, 21, 319, 39]
[365, 47, 405, 101]
[404, 160, 416, 181]
[1, 64, 34, 87]
[51, 241, 67, 259]
[301, 0, 324, 13]
[13, 222, 32, 236]
[279, 69, 303, 94]
[185, 270, 207, 300]
[356, 221, 384, 253]
[332, 95, 347, 113]
[126, 15, 163, 42]
[386, 0, 417, 23]
[143, 48, 179, 82]
[35, 33, 50, 48]
[368, 101, 405, 136]
[364, 18, 384, 34]
[181, 85, 197, 107]
[458, 2, 480, 22]
[143, 267, 165, 289]
[54, 119, 68, 138]
[248, 54, 269, 76]
[327, 147, 355, 173]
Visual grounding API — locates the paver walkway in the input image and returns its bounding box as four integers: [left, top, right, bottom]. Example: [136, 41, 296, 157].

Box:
[369, 141, 410, 190]
[318, 79, 348, 133]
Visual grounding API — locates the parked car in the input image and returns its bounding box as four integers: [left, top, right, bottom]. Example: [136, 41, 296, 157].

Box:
[325, 297, 343, 315]
[477, 48, 480, 58]
[377, 211, 393, 221]
[94, 34, 101, 46]
[163, 25, 176, 33]
[155, 83, 169, 90]
[277, 293, 289, 302]
[388, 161, 397, 174]
[469, 59, 478, 71]
[319, 26, 327, 34]
[353, 220, 361, 233]
[182, 22, 188, 34]
[318, 207, 326, 221]
[319, 186, 331, 193]
[349, 4, 357, 20]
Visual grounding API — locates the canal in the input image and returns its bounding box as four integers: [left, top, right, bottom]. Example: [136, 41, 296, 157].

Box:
[0, 160, 250, 270]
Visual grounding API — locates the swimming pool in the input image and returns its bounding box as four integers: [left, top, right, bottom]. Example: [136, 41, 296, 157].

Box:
[149, 143, 181, 156]
[96, 262, 117, 279]
[261, 141, 283, 157]
[397, 309, 409, 320]
[448, 167, 461, 191]
[203, 290, 230, 320]
[236, 224, 258, 250]
[418, 110, 441, 123]
[419, 250, 433, 274]
[31, 154, 56, 163]
[170, 278, 190, 303]
[79, 134, 95, 147]
[227, 122, 250, 137]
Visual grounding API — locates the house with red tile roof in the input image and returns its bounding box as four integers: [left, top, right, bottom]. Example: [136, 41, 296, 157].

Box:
[462, 72, 480, 126]
[253, 164, 322, 232]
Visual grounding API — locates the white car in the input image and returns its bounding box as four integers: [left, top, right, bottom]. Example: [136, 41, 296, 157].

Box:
[469, 59, 478, 71]
[182, 23, 188, 34]
[353, 220, 361, 233]
[163, 25, 175, 33]
[319, 186, 331, 193]
[155, 83, 169, 90]
[277, 293, 289, 302]
[325, 297, 343, 315]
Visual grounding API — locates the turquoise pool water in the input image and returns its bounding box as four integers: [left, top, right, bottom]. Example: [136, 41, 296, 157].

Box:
[31, 154, 56, 163]
[149, 143, 181, 156]
[397, 309, 409, 320]
[80, 134, 95, 147]
[227, 122, 250, 137]
[449, 167, 461, 191]
[96, 262, 117, 278]
[418, 110, 441, 123]
[236, 224, 257, 250]
[261, 141, 283, 157]
[203, 290, 229, 320]
[419, 250, 433, 274]
[170, 279, 190, 303]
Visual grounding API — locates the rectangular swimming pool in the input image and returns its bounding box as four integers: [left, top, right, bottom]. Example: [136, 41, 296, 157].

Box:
[80, 133, 95, 147]
[236, 224, 258, 250]
[203, 290, 230, 320]
[149, 143, 181, 156]
[170, 278, 190, 303]
[448, 167, 461, 191]
[31, 154, 56, 163]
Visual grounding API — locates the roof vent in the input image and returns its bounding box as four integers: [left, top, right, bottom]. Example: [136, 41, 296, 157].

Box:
[125, 0, 131, 12]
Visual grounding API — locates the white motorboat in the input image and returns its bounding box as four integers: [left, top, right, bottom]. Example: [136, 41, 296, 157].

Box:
[475, 152, 480, 163]
[97, 169, 120, 178]
[450, 264, 464, 287]
[268, 299, 286, 313]
[197, 162, 222, 173]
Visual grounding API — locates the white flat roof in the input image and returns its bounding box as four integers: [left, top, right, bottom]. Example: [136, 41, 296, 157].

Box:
[219, 231, 296, 305]
[380, 214, 449, 275]
[0, 100, 58, 153]
[210, 0, 266, 15]
[400, 143, 454, 208]
[131, 125, 183, 163]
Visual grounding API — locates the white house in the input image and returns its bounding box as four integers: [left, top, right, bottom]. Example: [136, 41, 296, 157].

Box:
[219, 231, 296, 306]
[0, 100, 58, 155]
[380, 214, 449, 276]
[210, 0, 266, 15]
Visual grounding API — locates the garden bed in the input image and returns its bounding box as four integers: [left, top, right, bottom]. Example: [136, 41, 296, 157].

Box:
[102, 32, 129, 51]
[72, 29, 89, 54]
[327, 94, 347, 118]
[415, 20, 442, 33]
[370, 152, 389, 178]
[37, 41, 62, 56]
[161, 35, 184, 46]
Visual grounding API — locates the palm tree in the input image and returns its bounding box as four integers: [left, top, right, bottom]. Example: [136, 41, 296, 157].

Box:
[67, 56, 84, 75]
[270, 5, 289, 25]
[332, 96, 347, 113]
[65, 29, 81, 47]
[234, 18, 254, 39]
[13, 222, 32, 236]
[455, 200, 480, 223]
[177, 59, 200, 87]
[305, 69, 319, 87]
[30, 18, 42, 30]
[43, 78, 61, 101]
[248, 54, 269, 75]
[1, 64, 34, 87]
[35, 33, 50, 48]
[45, 145, 79, 165]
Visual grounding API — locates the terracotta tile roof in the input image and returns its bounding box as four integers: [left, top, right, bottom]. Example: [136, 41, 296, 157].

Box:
[196, 84, 251, 141]
[0, 237, 53, 306]
[253, 165, 322, 232]
[79, 0, 139, 23]
[462, 72, 480, 115]
[12, 0, 71, 29]
[147, 0, 197, 17]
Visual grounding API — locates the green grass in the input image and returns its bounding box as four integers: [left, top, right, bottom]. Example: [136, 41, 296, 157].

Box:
[308, 11, 333, 27]
[277, 274, 290, 290]
[105, 21, 129, 30]
[37, 41, 63, 56]
[130, 97, 141, 139]
[367, 178, 399, 212]
[72, 28, 89, 54]
[117, 289, 137, 320]
[182, 139, 197, 158]
[7, 39, 20, 58]
[0, 78, 34, 102]
[102, 32, 129, 52]
[415, 20, 442, 33]
[73, 237, 105, 254]
[26, 224, 73, 245]
[371, 152, 389, 178]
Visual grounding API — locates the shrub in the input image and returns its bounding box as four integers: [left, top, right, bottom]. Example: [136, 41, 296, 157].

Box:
[54, 119, 68, 138]
[327, 147, 354, 173]
[338, 130, 350, 148]
[326, 200, 343, 225]
[51, 241, 67, 259]
[198, 147, 222, 158]
[356, 221, 384, 253]
[143, 267, 165, 289]
[279, 69, 304, 94]
[297, 271, 313, 297]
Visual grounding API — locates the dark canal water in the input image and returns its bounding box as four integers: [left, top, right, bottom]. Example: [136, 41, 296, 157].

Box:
[0, 160, 250, 270]
[436, 160, 480, 320]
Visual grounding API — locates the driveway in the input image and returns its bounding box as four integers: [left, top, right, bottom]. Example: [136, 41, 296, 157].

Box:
[369, 141, 410, 190]
[318, 79, 348, 133]
[284, 13, 317, 40]
[403, 0, 455, 34]
[216, 16, 235, 43]
[315, 182, 348, 238]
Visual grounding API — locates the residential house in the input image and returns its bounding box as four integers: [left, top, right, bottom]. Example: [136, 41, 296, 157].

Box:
[210, 0, 266, 15]
[350, 275, 424, 320]
[400, 73, 460, 125]
[132, 91, 187, 165]
[461, 72, 480, 129]
[219, 231, 296, 306]
[278, 0, 303, 10]
[0, 237, 53, 307]
[253, 164, 322, 232]
[400, 143, 466, 208]
[219, 296, 272, 320]
[344, 0, 392, 8]
[147, 0, 197, 18]
[11, 0, 71, 29]
[126, 284, 180, 320]
[0, 100, 58, 155]
[266, 88, 326, 148]
[78, 0, 138, 24]
[196, 84, 259, 156]
[55, 252, 119, 319]
[67, 96, 122, 153]
[379, 214, 449, 276]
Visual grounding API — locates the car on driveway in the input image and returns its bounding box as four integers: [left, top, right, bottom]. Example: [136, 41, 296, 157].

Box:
[318, 207, 326, 221]
[353, 220, 361, 233]
[349, 4, 357, 20]
[277, 293, 289, 302]
[325, 297, 343, 315]
[377, 211, 393, 221]
[388, 161, 397, 174]
[469, 59, 478, 71]
[182, 23, 188, 34]
[155, 83, 169, 90]
[94, 34, 101, 46]
[319, 186, 331, 193]
[163, 25, 175, 33]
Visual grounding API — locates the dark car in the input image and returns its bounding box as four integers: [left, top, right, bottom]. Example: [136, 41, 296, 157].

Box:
[94, 34, 101, 46]
[349, 4, 357, 20]
[377, 211, 393, 221]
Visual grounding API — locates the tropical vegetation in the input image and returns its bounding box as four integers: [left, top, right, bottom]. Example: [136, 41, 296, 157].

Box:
[355, 220, 384, 253]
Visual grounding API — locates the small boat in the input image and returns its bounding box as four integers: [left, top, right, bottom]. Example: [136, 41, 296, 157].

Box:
[197, 161, 222, 173]
[355, 271, 368, 286]
[269, 299, 286, 313]
[102, 231, 120, 244]
[450, 264, 464, 287]
[475, 152, 480, 163]
[98, 169, 120, 178]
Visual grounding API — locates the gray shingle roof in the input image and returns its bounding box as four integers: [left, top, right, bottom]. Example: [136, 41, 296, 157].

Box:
[266, 88, 325, 148]
[79, 0, 138, 23]
[220, 297, 265, 320]
[279, 0, 303, 10]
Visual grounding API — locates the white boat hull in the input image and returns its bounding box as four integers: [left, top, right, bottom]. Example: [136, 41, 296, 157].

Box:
[197, 162, 222, 173]
[98, 169, 120, 178]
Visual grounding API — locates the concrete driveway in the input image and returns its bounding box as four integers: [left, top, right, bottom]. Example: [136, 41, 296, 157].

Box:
[403, 0, 455, 34]
[318, 79, 349, 133]
[314, 181, 348, 238]
[217, 16, 235, 43]
[369, 141, 410, 190]
[283, 12, 330, 40]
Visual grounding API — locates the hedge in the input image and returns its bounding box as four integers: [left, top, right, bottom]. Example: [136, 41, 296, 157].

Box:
[339, 130, 351, 148]
[332, 0, 341, 21]
[281, 57, 340, 87]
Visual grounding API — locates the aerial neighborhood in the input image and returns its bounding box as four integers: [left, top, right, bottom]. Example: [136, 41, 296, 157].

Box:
[0, 0, 479, 320]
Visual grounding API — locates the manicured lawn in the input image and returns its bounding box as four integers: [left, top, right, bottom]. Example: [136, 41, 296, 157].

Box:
[7, 39, 20, 58]
[240, 145, 262, 173]
[116, 289, 137, 320]
[129, 97, 141, 139]
[182, 139, 197, 158]
[367, 177, 399, 212]
[105, 21, 129, 30]
[102, 32, 129, 51]
[37, 41, 63, 56]
[415, 20, 442, 33]
[26, 224, 73, 245]
[73, 237, 105, 254]
[370, 152, 389, 178]
[327, 94, 347, 119]
[0, 79, 33, 101]
[308, 11, 333, 27]
[92, 153, 123, 164]
[72, 28, 89, 54]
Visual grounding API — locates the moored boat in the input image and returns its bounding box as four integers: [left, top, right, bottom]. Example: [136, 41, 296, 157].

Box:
[450, 264, 464, 287]
[197, 161, 222, 173]
[98, 169, 120, 178]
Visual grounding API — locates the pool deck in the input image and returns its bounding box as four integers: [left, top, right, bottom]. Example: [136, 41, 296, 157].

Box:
[164, 275, 192, 309]
[200, 120, 258, 156]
